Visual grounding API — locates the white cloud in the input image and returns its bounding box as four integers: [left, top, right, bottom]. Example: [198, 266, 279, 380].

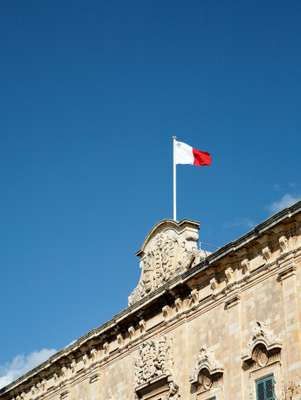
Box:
[0, 348, 56, 389]
[268, 194, 300, 214]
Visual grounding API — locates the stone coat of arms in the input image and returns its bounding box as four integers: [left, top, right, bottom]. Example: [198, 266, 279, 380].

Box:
[129, 220, 206, 305]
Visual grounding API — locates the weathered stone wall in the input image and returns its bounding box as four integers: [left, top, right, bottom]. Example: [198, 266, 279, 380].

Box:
[2, 205, 301, 400]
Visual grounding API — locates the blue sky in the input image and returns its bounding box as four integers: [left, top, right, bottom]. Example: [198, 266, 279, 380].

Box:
[0, 0, 301, 385]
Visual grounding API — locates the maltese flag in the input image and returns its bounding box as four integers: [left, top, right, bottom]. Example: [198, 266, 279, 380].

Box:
[174, 140, 212, 166]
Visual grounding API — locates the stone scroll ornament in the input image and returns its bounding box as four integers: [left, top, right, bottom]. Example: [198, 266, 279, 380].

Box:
[189, 346, 224, 393]
[129, 220, 207, 305]
[135, 337, 180, 399]
[242, 321, 282, 368]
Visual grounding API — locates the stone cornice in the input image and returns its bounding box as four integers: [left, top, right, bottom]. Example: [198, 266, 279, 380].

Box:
[1, 201, 301, 397]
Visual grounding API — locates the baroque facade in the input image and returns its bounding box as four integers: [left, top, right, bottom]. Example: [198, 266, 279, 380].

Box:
[2, 202, 301, 399]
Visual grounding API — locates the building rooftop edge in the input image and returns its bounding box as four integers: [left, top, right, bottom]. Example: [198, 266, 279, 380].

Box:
[1, 200, 301, 395]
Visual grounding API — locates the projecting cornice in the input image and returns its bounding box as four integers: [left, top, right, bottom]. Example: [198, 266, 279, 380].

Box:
[1, 200, 301, 398]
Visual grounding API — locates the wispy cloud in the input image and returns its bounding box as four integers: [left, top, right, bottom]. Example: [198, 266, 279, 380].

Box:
[0, 349, 56, 389]
[224, 218, 255, 230]
[268, 193, 300, 214]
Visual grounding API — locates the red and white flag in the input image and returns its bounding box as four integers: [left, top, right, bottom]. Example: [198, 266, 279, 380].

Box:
[174, 140, 212, 166]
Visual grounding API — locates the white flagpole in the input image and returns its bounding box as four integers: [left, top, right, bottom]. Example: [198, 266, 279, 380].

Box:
[172, 136, 177, 221]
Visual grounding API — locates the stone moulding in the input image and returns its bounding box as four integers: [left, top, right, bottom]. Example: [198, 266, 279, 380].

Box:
[242, 321, 282, 368]
[189, 346, 224, 389]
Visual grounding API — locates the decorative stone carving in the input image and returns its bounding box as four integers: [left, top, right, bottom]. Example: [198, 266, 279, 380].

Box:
[279, 235, 289, 253]
[210, 277, 218, 295]
[262, 246, 272, 262]
[190, 345, 224, 392]
[242, 321, 282, 368]
[103, 341, 109, 356]
[82, 353, 89, 365]
[70, 359, 76, 374]
[129, 220, 205, 305]
[90, 348, 98, 363]
[241, 258, 250, 275]
[175, 297, 182, 313]
[162, 305, 171, 320]
[135, 336, 173, 387]
[134, 336, 180, 399]
[139, 319, 146, 333]
[188, 289, 199, 308]
[117, 333, 123, 347]
[225, 266, 234, 284]
[128, 326, 135, 339]
[166, 381, 180, 400]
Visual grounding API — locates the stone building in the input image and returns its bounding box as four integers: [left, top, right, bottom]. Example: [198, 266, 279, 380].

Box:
[1, 201, 301, 400]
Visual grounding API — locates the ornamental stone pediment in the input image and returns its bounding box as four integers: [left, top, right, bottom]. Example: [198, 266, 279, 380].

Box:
[129, 219, 206, 305]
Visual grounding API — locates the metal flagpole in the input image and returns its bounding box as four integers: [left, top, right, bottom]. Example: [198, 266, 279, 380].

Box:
[172, 136, 177, 221]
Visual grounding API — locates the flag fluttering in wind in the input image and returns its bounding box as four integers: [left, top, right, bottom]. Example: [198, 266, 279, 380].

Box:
[174, 140, 212, 166]
[172, 137, 212, 221]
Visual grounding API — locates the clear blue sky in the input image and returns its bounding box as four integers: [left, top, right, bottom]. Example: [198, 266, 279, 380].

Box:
[0, 0, 301, 376]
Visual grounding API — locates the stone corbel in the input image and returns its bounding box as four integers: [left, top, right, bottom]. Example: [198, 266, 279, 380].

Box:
[70, 359, 76, 374]
[225, 266, 234, 284]
[242, 321, 282, 368]
[279, 235, 289, 253]
[82, 353, 89, 366]
[90, 347, 98, 363]
[117, 333, 124, 348]
[188, 288, 199, 308]
[241, 258, 250, 277]
[210, 277, 218, 296]
[128, 325, 135, 340]
[175, 297, 182, 313]
[139, 319, 146, 334]
[262, 246, 272, 262]
[53, 373, 59, 385]
[162, 305, 172, 321]
[190, 346, 223, 394]
[103, 341, 109, 358]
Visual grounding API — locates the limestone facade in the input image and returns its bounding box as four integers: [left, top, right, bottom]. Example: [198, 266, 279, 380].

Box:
[1, 202, 301, 399]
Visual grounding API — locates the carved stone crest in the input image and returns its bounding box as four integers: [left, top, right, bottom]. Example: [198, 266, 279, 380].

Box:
[135, 337, 180, 399]
[242, 321, 282, 368]
[129, 220, 206, 305]
[190, 345, 223, 393]
[135, 336, 172, 387]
